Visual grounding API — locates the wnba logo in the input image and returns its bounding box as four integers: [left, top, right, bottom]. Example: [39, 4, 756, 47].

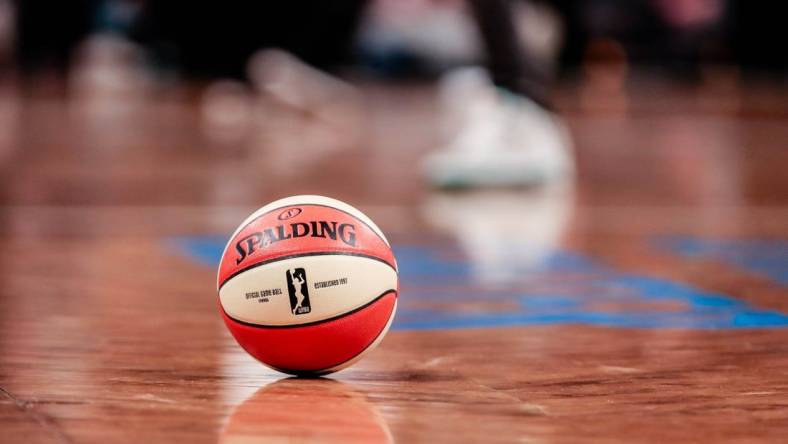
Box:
[286, 268, 311, 315]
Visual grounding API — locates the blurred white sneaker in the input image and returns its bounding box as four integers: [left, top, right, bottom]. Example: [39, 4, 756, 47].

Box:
[424, 67, 574, 188]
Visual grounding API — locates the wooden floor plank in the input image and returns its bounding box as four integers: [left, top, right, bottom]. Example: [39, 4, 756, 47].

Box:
[1, 81, 786, 442]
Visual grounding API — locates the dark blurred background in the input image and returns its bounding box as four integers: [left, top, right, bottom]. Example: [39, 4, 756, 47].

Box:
[2, 0, 785, 89]
[0, 0, 786, 208]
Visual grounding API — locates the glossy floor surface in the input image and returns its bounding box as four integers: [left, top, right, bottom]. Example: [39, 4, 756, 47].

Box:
[1, 80, 787, 443]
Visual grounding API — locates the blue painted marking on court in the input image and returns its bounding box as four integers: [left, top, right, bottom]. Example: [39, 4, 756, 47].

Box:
[170, 236, 788, 331]
[169, 236, 228, 266]
[656, 236, 788, 286]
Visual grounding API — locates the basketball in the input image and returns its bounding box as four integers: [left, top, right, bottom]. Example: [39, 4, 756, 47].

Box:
[216, 195, 398, 375]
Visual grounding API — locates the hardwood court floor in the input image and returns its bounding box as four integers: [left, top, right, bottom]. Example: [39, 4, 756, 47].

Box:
[1, 81, 787, 443]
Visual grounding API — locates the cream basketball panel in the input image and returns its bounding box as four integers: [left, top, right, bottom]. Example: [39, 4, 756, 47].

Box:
[219, 255, 397, 326]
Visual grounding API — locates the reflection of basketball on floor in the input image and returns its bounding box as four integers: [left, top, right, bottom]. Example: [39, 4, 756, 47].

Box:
[219, 378, 393, 444]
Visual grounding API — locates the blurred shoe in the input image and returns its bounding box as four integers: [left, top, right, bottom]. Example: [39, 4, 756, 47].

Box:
[246, 49, 361, 123]
[424, 67, 574, 188]
[246, 49, 363, 143]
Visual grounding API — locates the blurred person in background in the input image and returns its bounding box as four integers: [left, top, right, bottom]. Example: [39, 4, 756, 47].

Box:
[5, 0, 575, 188]
[127, 0, 574, 188]
[5, 0, 784, 185]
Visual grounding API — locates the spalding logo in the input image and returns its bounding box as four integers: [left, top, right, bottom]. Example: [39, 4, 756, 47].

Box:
[235, 221, 357, 264]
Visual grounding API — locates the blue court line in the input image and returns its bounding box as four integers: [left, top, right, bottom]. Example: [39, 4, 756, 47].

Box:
[169, 236, 788, 331]
[656, 236, 788, 286]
